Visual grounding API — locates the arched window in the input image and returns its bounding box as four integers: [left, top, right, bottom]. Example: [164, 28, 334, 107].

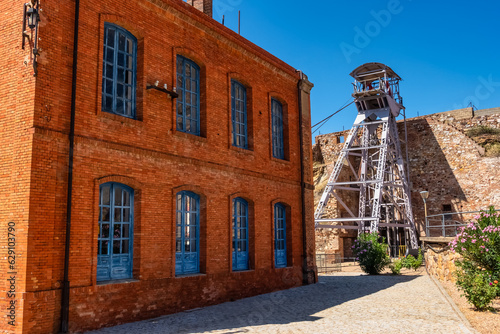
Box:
[271, 98, 284, 159]
[274, 203, 287, 268]
[231, 80, 248, 149]
[232, 198, 249, 271]
[102, 23, 137, 118]
[97, 183, 134, 281]
[176, 56, 201, 135]
[175, 191, 200, 275]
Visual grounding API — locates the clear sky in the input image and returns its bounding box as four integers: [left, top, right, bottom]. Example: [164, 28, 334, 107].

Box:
[212, 0, 500, 138]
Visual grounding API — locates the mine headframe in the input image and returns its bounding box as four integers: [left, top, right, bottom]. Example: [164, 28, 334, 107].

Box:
[315, 62, 418, 249]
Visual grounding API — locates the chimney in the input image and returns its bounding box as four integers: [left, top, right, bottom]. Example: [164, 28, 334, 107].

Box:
[192, 0, 213, 18]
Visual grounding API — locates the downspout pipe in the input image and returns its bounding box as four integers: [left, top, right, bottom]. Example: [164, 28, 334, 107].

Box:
[297, 71, 315, 285]
[61, 0, 79, 332]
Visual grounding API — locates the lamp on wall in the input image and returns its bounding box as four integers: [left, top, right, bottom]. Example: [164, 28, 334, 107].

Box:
[22, 0, 41, 76]
[420, 191, 429, 235]
[26, 4, 39, 29]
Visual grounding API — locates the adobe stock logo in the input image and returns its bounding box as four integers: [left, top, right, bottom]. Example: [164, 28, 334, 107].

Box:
[452, 75, 500, 110]
[214, 0, 243, 18]
[340, 0, 407, 64]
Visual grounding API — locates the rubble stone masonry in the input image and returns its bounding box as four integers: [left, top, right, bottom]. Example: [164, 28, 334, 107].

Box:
[314, 107, 500, 256]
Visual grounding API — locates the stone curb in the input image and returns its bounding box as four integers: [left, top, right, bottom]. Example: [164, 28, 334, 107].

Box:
[426, 268, 479, 334]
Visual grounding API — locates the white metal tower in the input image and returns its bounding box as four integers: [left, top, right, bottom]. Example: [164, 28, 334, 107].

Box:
[315, 63, 418, 249]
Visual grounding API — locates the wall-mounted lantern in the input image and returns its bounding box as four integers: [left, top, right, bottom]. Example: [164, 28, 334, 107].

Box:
[22, 0, 41, 76]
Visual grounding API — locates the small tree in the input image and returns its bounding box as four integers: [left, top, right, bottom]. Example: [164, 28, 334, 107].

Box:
[353, 231, 390, 275]
[450, 207, 500, 310]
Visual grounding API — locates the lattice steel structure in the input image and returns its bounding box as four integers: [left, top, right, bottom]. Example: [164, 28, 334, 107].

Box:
[315, 63, 418, 249]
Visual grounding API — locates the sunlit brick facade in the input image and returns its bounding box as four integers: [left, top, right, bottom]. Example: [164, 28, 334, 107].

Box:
[0, 0, 316, 332]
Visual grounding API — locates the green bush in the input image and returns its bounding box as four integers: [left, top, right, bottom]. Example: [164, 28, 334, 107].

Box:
[389, 258, 403, 275]
[455, 265, 499, 311]
[450, 207, 500, 310]
[400, 249, 423, 271]
[389, 249, 423, 275]
[467, 126, 500, 137]
[353, 232, 390, 275]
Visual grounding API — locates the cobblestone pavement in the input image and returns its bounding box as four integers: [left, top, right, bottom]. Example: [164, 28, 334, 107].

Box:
[88, 271, 476, 334]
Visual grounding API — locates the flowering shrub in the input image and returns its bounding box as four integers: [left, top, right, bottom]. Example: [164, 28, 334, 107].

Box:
[353, 231, 390, 275]
[450, 207, 500, 310]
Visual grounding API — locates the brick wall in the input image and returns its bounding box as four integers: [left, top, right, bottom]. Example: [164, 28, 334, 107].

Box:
[0, 0, 40, 332]
[0, 0, 315, 332]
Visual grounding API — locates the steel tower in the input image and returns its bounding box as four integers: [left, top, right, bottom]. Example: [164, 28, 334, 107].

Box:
[315, 63, 418, 249]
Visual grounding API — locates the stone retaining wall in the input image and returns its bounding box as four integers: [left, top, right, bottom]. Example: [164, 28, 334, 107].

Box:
[425, 247, 461, 282]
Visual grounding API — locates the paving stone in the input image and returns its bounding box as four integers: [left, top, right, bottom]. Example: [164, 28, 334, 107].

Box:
[87, 272, 475, 333]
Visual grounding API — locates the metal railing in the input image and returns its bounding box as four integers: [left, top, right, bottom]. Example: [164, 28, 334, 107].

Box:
[316, 253, 341, 273]
[425, 209, 499, 238]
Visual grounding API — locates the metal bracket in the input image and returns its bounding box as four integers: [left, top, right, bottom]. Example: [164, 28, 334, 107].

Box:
[146, 84, 179, 99]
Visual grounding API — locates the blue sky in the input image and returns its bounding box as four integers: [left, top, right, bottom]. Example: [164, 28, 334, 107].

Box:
[212, 0, 500, 137]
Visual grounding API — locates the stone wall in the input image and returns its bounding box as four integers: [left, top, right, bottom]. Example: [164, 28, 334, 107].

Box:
[425, 247, 460, 282]
[313, 107, 500, 255]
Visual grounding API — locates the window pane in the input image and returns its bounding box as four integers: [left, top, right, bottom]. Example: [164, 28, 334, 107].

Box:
[101, 224, 110, 238]
[126, 71, 133, 85]
[126, 38, 133, 53]
[118, 52, 125, 67]
[123, 208, 130, 222]
[102, 186, 111, 204]
[126, 86, 133, 100]
[102, 207, 110, 222]
[122, 240, 129, 254]
[123, 224, 129, 238]
[100, 240, 109, 255]
[116, 99, 124, 114]
[105, 80, 113, 95]
[117, 84, 124, 98]
[114, 224, 122, 238]
[123, 190, 130, 206]
[106, 48, 114, 63]
[113, 240, 121, 254]
[118, 34, 126, 50]
[106, 28, 115, 47]
[117, 68, 124, 83]
[105, 64, 113, 79]
[114, 188, 122, 206]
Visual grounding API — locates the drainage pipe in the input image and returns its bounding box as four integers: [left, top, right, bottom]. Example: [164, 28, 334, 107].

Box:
[60, 0, 79, 332]
[297, 71, 316, 285]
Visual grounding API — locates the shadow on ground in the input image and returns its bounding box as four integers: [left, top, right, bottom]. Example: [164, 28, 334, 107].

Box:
[87, 274, 421, 334]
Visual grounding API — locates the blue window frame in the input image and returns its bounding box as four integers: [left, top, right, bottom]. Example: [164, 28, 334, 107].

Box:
[271, 99, 285, 159]
[232, 198, 249, 271]
[176, 56, 200, 135]
[97, 183, 134, 281]
[102, 23, 137, 118]
[274, 203, 287, 268]
[231, 81, 248, 149]
[175, 191, 200, 275]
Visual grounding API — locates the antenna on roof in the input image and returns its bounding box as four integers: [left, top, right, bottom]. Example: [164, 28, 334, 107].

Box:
[238, 10, 241, 34]
[222, 15, 225, 25]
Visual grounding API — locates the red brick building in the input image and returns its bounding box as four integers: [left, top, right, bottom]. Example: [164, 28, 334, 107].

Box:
[0, 0, 316, 332]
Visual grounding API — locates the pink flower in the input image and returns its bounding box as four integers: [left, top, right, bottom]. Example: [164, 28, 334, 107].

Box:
[471, 239, 476, 243]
